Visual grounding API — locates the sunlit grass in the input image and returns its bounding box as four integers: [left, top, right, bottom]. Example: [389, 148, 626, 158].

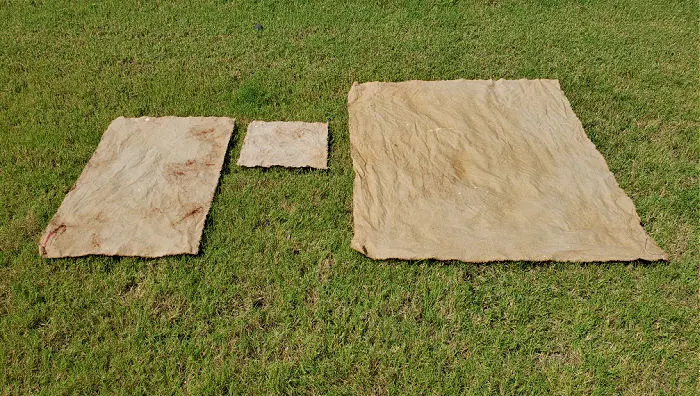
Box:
[0, 0, 697, 393]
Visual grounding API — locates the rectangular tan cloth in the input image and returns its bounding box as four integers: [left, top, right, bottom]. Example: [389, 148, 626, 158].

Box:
[39, 116, 235, 258]
[237, 121, 328, 169]
[348, 79, 667, 262]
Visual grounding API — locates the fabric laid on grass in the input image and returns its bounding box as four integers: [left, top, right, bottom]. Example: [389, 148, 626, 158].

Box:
[348, 79, 667, 262]
[39, 116, 235, 258]
[237, 121, 328, 169]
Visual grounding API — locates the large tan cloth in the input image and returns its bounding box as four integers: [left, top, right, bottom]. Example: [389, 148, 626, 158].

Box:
[39, 116, 234, 258]
[348, 79, 667, 262]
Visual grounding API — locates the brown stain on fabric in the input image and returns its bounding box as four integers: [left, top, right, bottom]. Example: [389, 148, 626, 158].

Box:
[451, 158, 466, 179]
[190, 127, 216, 139]
[183, 206, 203, 219]
[191, 127, 225, 164]
[165, 159, 214, 181]
[90, 233, 101, 248]
[174, 205, 204, 225]
[40, 223, 67, 255]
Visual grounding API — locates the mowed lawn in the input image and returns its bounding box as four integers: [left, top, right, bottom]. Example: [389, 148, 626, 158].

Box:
[0, 0, 697, 393]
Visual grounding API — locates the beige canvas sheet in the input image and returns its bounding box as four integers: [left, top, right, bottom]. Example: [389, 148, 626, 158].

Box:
[39, 116, 235, 258]
[237, 121, 328, 169]
[348, 79, 667, 262]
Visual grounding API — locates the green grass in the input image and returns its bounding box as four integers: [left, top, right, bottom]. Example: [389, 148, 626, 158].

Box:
[0, 0, 698, 393]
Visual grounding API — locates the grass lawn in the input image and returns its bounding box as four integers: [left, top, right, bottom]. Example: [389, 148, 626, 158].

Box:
[0, 0, 698, 393]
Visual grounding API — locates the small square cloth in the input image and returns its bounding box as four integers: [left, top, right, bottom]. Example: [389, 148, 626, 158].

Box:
[237, 121, 328, 169]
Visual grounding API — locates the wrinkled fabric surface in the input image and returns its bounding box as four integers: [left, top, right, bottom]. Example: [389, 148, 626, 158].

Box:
[39, 116, 235, 258]
[237, 121, 328, 169]
[348, 79, 667, 262]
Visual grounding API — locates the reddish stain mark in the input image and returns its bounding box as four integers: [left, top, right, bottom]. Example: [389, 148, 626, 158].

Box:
[91, 233, 101, 248]
[40, 224, 67, 252]
[176, 206, 203, 224]
[191, 128, 216, 139]
[94, 212, 106, 222]
[148, 207, 165, 219]
[166, 160, 200, 177]
[183, 206, 203, 219]
[165, 159, 210, 179]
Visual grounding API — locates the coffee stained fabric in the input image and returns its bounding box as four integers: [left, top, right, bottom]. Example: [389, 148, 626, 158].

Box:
[39, 116, 235, 258]
[237, 121, 328, 169]
[348, 79, 667, 262]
